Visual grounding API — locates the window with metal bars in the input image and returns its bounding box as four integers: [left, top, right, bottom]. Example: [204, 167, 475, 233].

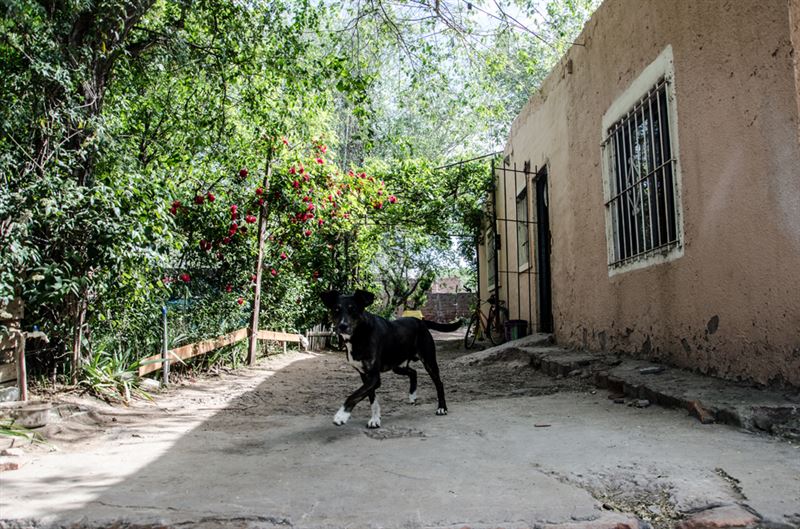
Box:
[603, 77, 680, 269]
[486, 228, 497, 289]
[516, 189, 529, 269]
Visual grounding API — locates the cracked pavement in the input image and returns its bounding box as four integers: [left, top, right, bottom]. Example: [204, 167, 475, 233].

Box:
[1, 336, 799, 528]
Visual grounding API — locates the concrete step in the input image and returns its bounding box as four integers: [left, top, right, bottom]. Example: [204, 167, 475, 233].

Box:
[464, 336, 800, 440]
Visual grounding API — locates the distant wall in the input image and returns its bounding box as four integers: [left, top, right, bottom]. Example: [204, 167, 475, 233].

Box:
[421, 293, 475, 322]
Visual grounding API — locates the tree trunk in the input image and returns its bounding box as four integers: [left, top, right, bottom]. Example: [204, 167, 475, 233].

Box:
[70, 294, 87, 384]
[248, 146, 274, 366]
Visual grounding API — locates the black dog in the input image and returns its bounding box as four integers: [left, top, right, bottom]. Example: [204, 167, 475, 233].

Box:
[321, 289, 460, 428]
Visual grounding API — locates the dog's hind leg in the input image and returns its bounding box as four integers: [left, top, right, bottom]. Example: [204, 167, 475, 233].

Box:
[393, 364, 418, 404]
[419, 349, 447, 416]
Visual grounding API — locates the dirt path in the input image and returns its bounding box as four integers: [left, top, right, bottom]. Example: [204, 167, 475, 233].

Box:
[2, 335, 799, 529]
[21, 333, 585, 450]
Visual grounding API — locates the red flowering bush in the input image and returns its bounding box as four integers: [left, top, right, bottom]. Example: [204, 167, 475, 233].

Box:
[164, 137, 397, 322]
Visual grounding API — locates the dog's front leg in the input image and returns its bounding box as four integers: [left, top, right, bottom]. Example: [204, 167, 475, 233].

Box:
[333, 374, 381, 426]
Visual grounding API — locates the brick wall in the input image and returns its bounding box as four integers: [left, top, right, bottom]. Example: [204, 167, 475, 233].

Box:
[421, 293, 475, 322]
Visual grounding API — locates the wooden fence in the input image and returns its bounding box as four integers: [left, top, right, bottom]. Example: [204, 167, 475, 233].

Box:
[0, 298, 24, 401]
[138, 328, 303, 377]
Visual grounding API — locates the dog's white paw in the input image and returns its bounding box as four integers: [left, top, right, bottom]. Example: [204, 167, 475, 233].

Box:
[367, 399, 381, 428]
[436, 407, 448, 416]
[333, 407, 351, 426]
[408, 391, 417, 405]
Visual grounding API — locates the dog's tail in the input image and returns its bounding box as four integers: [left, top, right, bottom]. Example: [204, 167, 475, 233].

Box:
[422, 319, 463, 332]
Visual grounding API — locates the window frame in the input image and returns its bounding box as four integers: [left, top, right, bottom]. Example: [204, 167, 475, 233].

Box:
[601, 45, 684, 276]
[486, 227, 497, 290]
[516, 188, 530, 271]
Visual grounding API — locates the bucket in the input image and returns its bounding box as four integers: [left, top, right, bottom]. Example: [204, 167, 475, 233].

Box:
[504, 320, 528, 342]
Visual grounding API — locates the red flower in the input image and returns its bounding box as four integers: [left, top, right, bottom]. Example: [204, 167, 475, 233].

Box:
[298, 164, 305, 174]
[245, 215, 257, 224]
[179, 273, 190, 283]
[280, 252, 287, 260]
[359, 172, 366, 178]
[388, 195, 397, 204]
[374, 201, 383, 210]
[348, 170, 354, 176]
[307, 203, 315, 212]
[199, 239, 209, 251]
[169, 206, 177, 215]
[289, 166, 297, 175]
[318, 218, 324, 226]
[207, 192, 216, 202]
[239, 168, 248, 178]
[304, 229, 312, 237]
[282, 137, 289, 145]
[315, 157, 325, 165]
[251, 274, 257, 283]
[225, 284, 232, 293]
[172, 200, 182, 207]
[318, 145, 328, 153]
[230, 204, 238, 214]
[237, 297, 244, 305]
[194, 195, 205, 205]
[258, 198, 265, 206]
[303, 174, 310, 182]
[222, 237, 231, 245]
[343, 213, 350, 219]
[292, 180, 300, 189]
[270, 268, 278, 277]
[256, 187, 263, 196]
[229, 223, 238, 236]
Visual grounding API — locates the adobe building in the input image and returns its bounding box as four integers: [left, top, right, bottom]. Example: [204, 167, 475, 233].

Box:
[478, 0, 800, 386]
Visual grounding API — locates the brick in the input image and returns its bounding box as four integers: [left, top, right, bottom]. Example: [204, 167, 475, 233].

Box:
[676, 504, 759, 528]
[687, 400, 715, 424]
[0, 461, 20, 472]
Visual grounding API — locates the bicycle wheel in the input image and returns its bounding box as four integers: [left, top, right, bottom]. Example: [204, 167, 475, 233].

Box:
[487, 307, 508, 345]
[464, 313, 479, 349]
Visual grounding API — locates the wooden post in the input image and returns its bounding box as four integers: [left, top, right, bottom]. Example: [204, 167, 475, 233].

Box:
[248, 145, 274, 366]
[15, 331, 27, 401]
[161, 306, 169, 386]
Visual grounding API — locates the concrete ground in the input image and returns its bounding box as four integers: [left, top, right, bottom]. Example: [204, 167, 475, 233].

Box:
[1, 335, 799, 529]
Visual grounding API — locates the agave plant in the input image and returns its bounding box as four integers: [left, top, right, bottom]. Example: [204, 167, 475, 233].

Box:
[80, 346, 150, 404]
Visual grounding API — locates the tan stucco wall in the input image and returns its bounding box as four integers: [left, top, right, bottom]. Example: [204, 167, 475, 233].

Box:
[502, 0, 800, 386]
[792, 0, 800, 141]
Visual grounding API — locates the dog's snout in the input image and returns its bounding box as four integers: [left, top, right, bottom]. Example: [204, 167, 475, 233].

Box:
[338, 323, 349, 333]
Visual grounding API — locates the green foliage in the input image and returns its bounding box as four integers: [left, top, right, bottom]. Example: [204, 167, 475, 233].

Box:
[0, 419, 44, 444]
[80, 349, 149, 404]
[0, 0, 599, 386]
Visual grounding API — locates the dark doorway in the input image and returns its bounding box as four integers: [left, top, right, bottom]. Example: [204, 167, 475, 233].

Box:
[535, 167, 553, 333]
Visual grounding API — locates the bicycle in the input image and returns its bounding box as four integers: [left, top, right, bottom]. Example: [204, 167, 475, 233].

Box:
[464, 295, 508, 349]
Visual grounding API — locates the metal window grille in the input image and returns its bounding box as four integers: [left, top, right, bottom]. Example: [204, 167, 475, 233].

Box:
[516, 189, 529, 268]
[603, 77, 680, 267]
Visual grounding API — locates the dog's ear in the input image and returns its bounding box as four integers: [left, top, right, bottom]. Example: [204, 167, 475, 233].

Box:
[320, 290, 340, 309]
[353, 289, 375, 308]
